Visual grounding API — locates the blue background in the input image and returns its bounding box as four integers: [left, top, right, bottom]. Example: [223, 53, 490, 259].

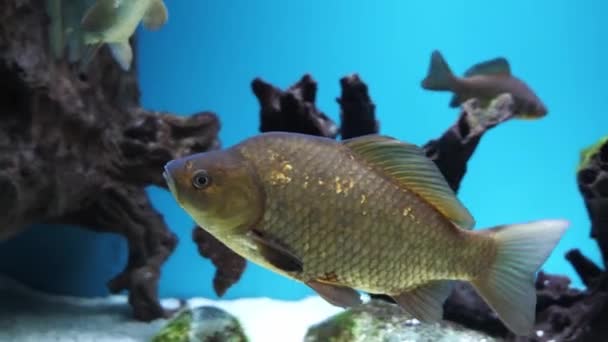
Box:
[0, 0, 606, 301]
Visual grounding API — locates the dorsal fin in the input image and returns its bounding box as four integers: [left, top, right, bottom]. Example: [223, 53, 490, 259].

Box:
[81, 0, 119, 32]
[342, 135, 475, 229]
[464, 57, 511, 78]
[143, 0, 169, 30]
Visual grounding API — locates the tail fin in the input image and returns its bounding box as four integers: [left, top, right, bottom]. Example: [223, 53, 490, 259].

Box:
[470, 219, 569, 336]
[421, 50, 455, 91]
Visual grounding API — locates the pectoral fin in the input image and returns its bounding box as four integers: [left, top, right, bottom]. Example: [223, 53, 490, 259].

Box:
[143, 0, 169, 30]
[391, 280, 453, 322]
[249, 229, 303, 273]
[108, 41, 133, 71]
[307, 280, 362, 308]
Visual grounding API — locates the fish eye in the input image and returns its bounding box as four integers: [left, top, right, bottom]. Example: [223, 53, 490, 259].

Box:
[192, 170, 211, 189]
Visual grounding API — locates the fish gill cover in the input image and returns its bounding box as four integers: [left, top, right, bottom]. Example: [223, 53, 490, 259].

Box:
[0, 0, 606, 341]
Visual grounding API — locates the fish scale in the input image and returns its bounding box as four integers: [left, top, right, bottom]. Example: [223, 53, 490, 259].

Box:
[236, 133, 483, 294]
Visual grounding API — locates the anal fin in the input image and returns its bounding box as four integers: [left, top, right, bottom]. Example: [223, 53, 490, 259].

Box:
[307, 280, 362, 308]
[108, 41, 133, 71]
[391, 280, 453, 322]
[249, 229, 303, 273]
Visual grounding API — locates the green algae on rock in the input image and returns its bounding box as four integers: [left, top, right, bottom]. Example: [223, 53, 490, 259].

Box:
[578, 135, 608, 172]
[304, 300, 499, 342]
[152, 306, 248, 342]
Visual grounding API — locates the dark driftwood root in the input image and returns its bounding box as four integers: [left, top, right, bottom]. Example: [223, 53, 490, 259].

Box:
[0, 1, 219, 321]
[336, 74, 379, 140]
[488, 138, 608, 341]
[192, 227, 246, 297]
[423, 101, 608, 340]
[423, 95, 516, 192]
[252, 74, 339, 138]
[526, 138, 608, 342]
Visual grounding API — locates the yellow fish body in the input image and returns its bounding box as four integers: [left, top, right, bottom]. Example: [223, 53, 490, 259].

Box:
[163, 132, 568, 336]
[80, 0, 168, 70]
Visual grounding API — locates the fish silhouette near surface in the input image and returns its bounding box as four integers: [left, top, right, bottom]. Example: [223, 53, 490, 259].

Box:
[163, 132, 568, 336]
[421, 50, 548, 119]
[80, 0, 168, 71]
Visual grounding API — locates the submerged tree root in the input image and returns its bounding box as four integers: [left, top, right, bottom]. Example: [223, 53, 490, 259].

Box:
[0, 1, 220, 321]
[253, 74, 339, 138]
[527, 137, 608, 342]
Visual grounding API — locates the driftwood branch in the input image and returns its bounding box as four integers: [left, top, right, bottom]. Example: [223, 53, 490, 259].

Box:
[253, 74, 339, 138]
[337, 74, 379, 139]
[527, 137, 608, 342]
[423, 94, 515, 192]
[192, 227, 247, 298]
[0, 1, 220, 321]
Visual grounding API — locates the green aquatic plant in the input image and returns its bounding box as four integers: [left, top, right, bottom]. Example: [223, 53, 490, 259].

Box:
[153, 309, 192, 342]
[152, 306, 249, 342]
[306, 310, 358, 342]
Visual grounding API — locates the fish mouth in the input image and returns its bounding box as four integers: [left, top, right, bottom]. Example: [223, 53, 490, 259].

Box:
[163, 163, 178, 196]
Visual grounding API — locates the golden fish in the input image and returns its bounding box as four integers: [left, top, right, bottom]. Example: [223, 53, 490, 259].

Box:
[421, 50, 548, 119]
[163, 132, 568, 336]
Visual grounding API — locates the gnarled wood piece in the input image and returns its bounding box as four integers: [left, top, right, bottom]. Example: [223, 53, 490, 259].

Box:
[336, 74, 378, 139]
[0, 0, 219, 321]
[423, 94, 516, 192]
[192, 227, 247, 297]
[252, 74, 339, 138]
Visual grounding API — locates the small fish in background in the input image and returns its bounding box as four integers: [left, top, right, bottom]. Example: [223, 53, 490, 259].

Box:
[163, 132, 568, 336]
[421, 50, 548, 120]
[79, 0, 169, 71]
